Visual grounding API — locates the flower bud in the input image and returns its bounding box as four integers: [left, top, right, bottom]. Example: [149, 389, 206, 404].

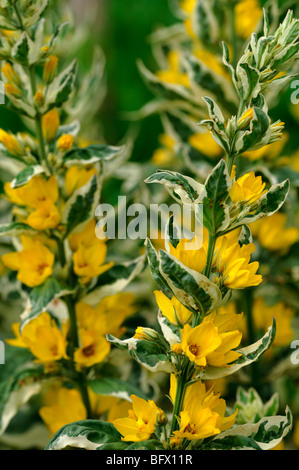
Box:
[2, 62, 21, 87]
[42, 109, 60, 142]
[43, 55, 58, 83]
[237, 108, 254, 130]
[57, 134, 74, 152]
[134, 327, 160, 341]
[34, 90, 45, 108]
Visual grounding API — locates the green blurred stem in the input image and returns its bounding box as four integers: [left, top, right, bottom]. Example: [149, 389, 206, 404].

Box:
[242, 288, 260, 389]
[12, 1, 51, 172]
[204, 232, 217, 279]
[229, 3, 238, 70]
[170, 371, 187, 435]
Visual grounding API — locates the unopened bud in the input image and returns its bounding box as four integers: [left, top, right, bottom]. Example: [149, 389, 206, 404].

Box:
[34, 90, 45, 108]
[57, 134, 74, 152]
[237, 108, 254, 130]
[43, 55, 58, 83]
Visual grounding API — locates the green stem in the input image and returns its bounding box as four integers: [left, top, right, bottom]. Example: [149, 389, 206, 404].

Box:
[170, 372, 186, 435]
[204, 232, 217, 279]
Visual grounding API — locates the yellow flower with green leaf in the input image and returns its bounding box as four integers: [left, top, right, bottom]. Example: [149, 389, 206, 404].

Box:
[65, 165, 97, 196]
[2, 236, 55, 287]
[6, 312, 68, 364]
[171, 377, 237, 441]
[154, 290, 193, 326]
[113, 395, 160, 442]
[229, 172, 267, 205]
[4, 175, 59, 209]
[180, 321, 222, 367]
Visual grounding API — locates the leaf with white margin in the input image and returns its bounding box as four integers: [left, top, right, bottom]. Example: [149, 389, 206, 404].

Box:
[45, 420, 125, 450]
[63, 144, 126, 167]
[0, 223, 37, 238]
[158, 311, 181, 346]
[145, 170, 205, 205]
[107, 334, 173, 374]
[0, 367, 44, 435]
[10, 165, 45, 189]
[62, 171, 102, 235]
[225, 178, 290, 232]
[88, 377, 147, 401]
[20, 278, 74, 330]
[199, 319, 276, 380]
[158, 249, 222, 316]
[201, 407, 292, 450]
[81, 254, 146, 306]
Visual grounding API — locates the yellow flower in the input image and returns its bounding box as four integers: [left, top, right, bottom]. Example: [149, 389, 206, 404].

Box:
[39, 385, 87, 436]
[250, 212, 299, 253]
[68, 218, 99, 252]
[73, 241, 114, 284]
[235, 0, 263, 39]
[113, 395, 160, 442]
[4, 82, 22, 97]
[248, 297, 294, 348]
[0, 129, 24, 156]
[4, 175, 59, 209]
[89, 392, 132, 422]
[74, 328, 111, 368]
[168, 234, 208, 274]
[154, 290, 193, 326]
[42, 109, 60, 142]
[213, 234, 262, 289]
[188, 131, 222, 159]
[57, 134, 74, 152]
[151, 134, 176, 166]
[1, 62, 21, 87]
[170, 230, 262, 290]
[65, 165, 97, 196]
[25, 201, 61, 231]
[2, 236, 54, 287]
[229, 172, 267, 205]
[43, 55, 59, 83]
[193, 47, 230, 80]
[180, 322, 222, 367]
[203, 311, 243, 367]
[171, 378, 237, 441]
[7, 312, 68, 364]
[76, 292, 136, 338]
[156, 50, 190, 87]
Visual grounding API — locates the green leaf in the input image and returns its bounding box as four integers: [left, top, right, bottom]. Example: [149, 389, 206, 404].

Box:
[230, 179, 290, 229]
[234, 107, 271, 154]
[126, 439, 164, 450]
[0, 223, 37, 238]
[0, 347, 44, 435]
[20, 278, 73, 330]
[45, 420, 123, 450]
[11, 32, 30, 64]
[145, 238, 173, 295]
[145, 170, 204, 204]
[201, 407, 292, 450]
[63, 144, 125, 167]
[107, 334, 173, 373]
[158, 249, 221, 316]
[202, 159, 231, 233]
[236, 62, 261, 100]
[47, 60, 77, 108]
[88, 377, 147, 401]
[81, 254, 146, 305]
[62, 173, 101, 235]
[10, 165, 45, 189]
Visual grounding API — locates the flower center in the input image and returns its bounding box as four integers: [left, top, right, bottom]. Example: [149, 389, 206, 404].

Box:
[37, 263, 48, 275]
[82, 344, 95, 357]
[183, 423, 196, 435]
[188, 343, 200, 356]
